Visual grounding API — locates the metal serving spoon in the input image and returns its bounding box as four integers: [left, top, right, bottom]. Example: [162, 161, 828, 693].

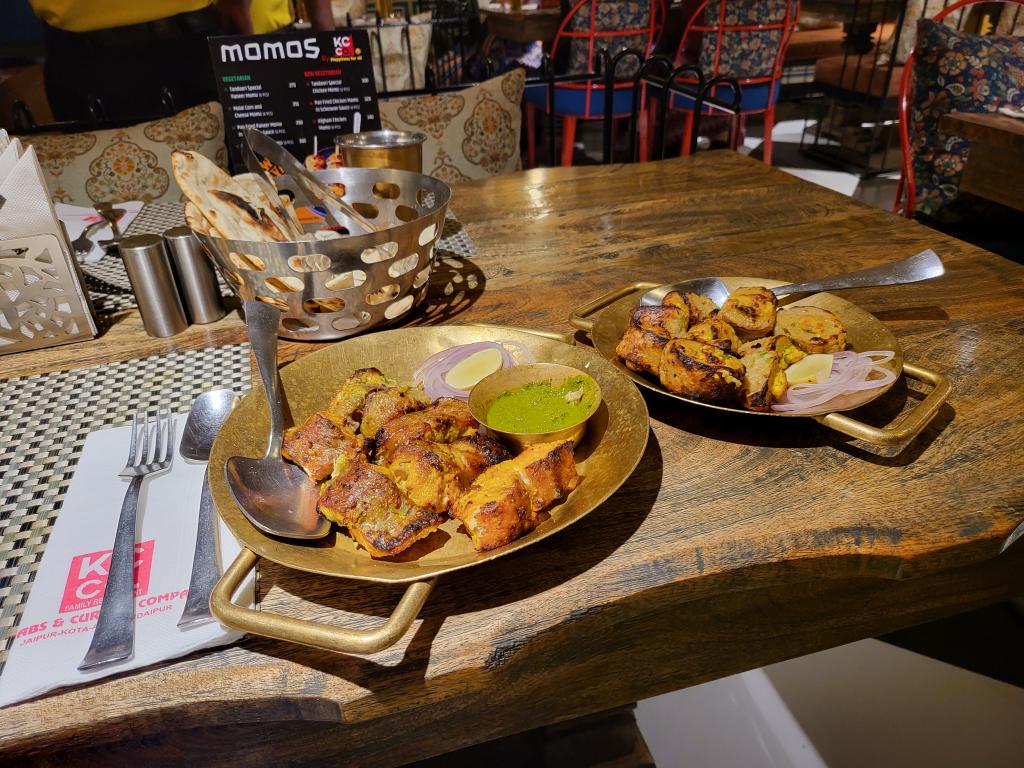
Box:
[641, 249, 944, 307]
[178, 389, 239, 627]
[225, 300, 329, 539]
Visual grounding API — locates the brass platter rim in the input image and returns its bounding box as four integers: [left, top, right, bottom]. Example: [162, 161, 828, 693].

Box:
[208, 323, 650, 584]
[586, 277, 905, 418]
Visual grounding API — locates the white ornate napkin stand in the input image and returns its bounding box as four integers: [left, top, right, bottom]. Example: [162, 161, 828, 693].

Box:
[0, 227, 99, 356]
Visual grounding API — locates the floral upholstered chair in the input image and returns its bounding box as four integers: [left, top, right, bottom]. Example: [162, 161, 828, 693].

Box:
[18, 103, 228, 206]
[524, 0, 665, 167]
[667, 0, 798, 164]
[896, 0, 1024, 224]
[380, 69, 526, 182]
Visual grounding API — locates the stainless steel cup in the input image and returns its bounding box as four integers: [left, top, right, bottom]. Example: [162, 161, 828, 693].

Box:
[118, 234, 188, 338]
[163, 226, 226, 324]
[334, 130, 426, 173]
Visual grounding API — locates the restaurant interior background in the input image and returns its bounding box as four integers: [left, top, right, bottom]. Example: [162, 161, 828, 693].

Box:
[0, 0, 1022, 765]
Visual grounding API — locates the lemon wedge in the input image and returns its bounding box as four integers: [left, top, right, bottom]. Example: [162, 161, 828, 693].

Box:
[444, 348, 504, 390]
[785, 353, 834, 385]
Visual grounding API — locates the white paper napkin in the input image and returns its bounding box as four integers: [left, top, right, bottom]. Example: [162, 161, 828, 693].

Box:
[0, 146, 65, 246]
[0, 138, 22, 184]
[56, 202, 143, 264]
[0, 414, 256, 708]
[0, 129, 9, 154]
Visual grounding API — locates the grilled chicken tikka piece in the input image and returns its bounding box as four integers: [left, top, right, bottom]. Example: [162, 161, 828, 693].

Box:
[452, 440, 579, 551]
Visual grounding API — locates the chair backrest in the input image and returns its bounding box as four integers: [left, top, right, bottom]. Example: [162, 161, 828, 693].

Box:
[552, 0, 665, 79]
[895, 0, 1024, 216]
[675, 0, 799, 86]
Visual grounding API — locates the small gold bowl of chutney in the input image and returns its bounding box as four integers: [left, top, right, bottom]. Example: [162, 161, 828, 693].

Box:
[468, 363, 602, 452]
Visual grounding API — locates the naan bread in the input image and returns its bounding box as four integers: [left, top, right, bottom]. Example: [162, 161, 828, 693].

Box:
[184, 201, 212, 236]
[233, 172, 302, 239]
[172, 150, 288, 242]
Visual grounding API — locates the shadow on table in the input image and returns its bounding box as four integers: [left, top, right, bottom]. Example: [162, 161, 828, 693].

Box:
[404, 246, 487, 327]
[648, 376, 954, 468]
[245, 430, 664, 687]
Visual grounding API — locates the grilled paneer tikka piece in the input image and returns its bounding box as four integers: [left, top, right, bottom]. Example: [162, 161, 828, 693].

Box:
[615, 326, 669, 376]
[662, 290, 717, 324]
[719, 286, 778, 339]
[282, 413, 364, 483]
[452, 440, 579, 551]
[738, 334, 806, 367]
[686, 318, 741, 353]
[739, 350, 787, 411]
[630, 305, 690, 339]
[774, 306, 848, 354]
[658, 338, 745, 402]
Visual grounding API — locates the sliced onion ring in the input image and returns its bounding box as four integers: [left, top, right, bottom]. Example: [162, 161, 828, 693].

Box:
[413, 340, 534, 400]
[771, 350, 897, 414]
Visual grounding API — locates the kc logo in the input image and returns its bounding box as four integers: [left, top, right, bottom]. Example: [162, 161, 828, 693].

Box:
[60, 541, 154, 613]
[333, 35, 356, 56]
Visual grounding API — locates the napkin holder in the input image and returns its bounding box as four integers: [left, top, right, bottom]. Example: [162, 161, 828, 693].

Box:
[0, 230, 99, 356]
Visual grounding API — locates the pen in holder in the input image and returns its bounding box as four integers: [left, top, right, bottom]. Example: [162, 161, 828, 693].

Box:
[0, 231, 99, 356]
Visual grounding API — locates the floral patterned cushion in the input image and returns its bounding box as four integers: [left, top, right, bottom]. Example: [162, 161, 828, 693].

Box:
[19, 103, 227, 206]
[910, 19, 1024, 221]
[695, 0, 792, 80]
[565, 1, 654, 77]
[379, 69, 525, 183]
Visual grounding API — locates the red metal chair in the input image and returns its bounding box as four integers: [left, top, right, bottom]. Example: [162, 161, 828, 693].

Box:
[664, 0, 799, 164]
[525, 0, 666, 167]
[894, 0, 1024, 217]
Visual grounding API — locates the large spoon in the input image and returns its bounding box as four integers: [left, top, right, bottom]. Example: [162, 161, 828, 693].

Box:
[641, 249, 944, 307]
[178, 388, 239, 627]
[225, 300, 329, 539]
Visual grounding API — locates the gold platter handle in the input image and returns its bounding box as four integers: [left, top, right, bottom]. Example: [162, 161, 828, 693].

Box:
[211, 548, 435, 654]
[816, 362, 951, 447]
[569, 283, 660, 333]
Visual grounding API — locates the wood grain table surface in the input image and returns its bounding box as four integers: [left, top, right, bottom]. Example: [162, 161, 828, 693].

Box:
[940, 111, 1024, 213]
[480, 3, 562, 46]
[2, 152, 1023, 766]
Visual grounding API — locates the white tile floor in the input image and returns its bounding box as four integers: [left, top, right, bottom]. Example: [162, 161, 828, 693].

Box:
[637, 639, 1024, 768]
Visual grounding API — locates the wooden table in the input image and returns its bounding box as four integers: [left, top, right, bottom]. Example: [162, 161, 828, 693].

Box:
[480, 2, 562, 50]
[3, 152, 1024, 765]
[940, 110, 1024, 213]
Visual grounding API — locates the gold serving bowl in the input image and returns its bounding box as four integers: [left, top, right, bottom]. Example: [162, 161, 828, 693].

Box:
[468, 363, 603, 452]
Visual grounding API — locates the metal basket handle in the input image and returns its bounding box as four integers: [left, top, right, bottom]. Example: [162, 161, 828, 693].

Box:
[211, 548, 434, 654]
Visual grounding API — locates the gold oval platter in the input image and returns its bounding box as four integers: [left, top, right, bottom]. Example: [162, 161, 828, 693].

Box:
[580, 277, 903, 417]
[569, 279, 951, 449]
[208, 324, 650, 584]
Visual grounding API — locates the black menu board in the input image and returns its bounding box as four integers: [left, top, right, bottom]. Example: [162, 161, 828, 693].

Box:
[208, 30, 380, 168]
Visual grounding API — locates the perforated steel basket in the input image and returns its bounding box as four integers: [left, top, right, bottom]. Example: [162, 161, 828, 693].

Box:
[195, 167, 450, 341]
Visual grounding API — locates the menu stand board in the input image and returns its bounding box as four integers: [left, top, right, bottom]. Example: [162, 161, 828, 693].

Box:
[208, 30, 380, 169]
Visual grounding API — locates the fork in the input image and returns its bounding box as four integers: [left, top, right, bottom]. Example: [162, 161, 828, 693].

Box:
[71, 219, 108, 259]
[78, 410, 174, 671]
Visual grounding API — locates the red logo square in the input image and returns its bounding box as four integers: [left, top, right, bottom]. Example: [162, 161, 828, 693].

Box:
[59, 540, 154, 613]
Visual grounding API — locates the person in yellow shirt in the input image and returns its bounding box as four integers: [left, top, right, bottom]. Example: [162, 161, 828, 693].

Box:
[248, 1, 335, 34]
[28, 0, 333, 123]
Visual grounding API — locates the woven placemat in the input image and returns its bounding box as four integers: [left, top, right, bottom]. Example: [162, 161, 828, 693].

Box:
[0, 343, 253, 670]
[78, 204, 478, 316]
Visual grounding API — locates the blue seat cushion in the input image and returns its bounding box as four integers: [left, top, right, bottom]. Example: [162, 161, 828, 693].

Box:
[668, 81, 779, 113]
[525, 82, 638, 119]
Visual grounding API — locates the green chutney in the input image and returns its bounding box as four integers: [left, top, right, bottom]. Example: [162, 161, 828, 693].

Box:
[486, 375, 597, 433]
